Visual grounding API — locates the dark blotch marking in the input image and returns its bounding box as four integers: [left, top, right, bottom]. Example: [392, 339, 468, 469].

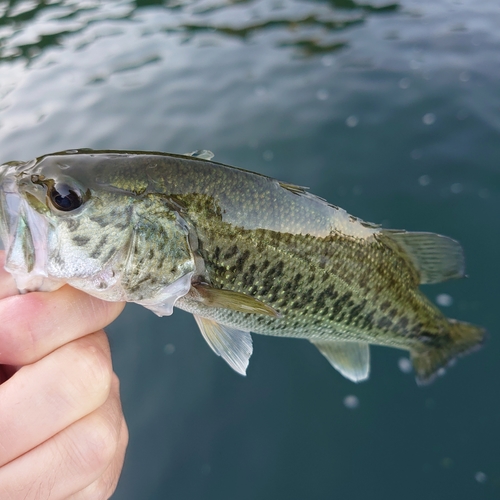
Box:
[90, 234, 109, 259]
[223, 245, 238, 260]
[380, 300, 391, 312]
[346, 299, 367, 326]
[377, 316, 393, 330]
[72, 235, 91, 246]
[328, 291, 353, 321]
[233, 250, 250, 274]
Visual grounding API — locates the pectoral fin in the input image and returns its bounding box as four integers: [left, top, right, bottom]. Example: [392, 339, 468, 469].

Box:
[193, 283, 279, 317]
[194, 315, 252, 375]
[311, 340, 370, 382]
[384, 230, 465, 284]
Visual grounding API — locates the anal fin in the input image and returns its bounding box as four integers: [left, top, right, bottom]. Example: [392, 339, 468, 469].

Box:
[194, 315, 253, 375]
[311, 340, 370, 383]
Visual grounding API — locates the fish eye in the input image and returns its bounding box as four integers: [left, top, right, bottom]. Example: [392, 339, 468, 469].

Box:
[48, 183, 84, 212]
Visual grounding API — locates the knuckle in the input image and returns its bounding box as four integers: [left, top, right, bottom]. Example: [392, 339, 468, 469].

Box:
[65, 338, 113, 403]
[76, 414, 119, 475]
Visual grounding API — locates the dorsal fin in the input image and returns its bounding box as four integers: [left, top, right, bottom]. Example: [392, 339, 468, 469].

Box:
[383, 231, 465, 284]
[184, 150, 214, 160]
[311, 340, 370, 382]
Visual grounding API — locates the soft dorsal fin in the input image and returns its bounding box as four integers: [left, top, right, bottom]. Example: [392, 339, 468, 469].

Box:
[193, 283, 279, 317]
[194, 315, 252, 375]
[311, 340, 370, 382]
[184, 150, 214, 160]
[384, 230, 465, 285]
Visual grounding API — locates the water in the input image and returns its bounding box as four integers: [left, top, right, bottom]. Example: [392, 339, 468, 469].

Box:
[1, 0, 499, 499]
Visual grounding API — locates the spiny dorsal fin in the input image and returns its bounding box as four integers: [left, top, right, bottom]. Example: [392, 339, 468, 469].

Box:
[193, 283, 279, 317]
[194, 315, 252, 375]
[184, 150, 214, 160]
[384, 231, 465, 285]
[311, 340, 370, 383]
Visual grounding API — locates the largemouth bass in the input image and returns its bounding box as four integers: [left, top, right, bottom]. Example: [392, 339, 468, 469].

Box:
[0, 149, 485, 384]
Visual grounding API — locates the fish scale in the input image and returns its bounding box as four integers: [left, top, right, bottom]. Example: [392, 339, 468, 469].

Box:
[0, 149, 486, 384]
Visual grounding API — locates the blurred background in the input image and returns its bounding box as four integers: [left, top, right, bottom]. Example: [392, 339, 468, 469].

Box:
[0, 0, 499, 499]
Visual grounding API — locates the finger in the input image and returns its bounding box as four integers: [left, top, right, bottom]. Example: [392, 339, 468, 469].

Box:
[0, 373, 126, 500]
[0, 330, 112, 467]
[0, 251, 19, 300]
[0, 285, 125, 365]
[67, 419, 129, 500]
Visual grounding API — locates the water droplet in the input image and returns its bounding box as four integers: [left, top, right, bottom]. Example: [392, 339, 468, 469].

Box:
[263, 150, 274, 161]
[398, 357, 412, 373]
[343, 395, 359, 409]
[164, 343, 175, 354]
[441, 457, 454, 469]
[254, 86, 266, 97]
[352, 185, 363, 196]
[201, 464, 211, 476]
[418, 175, 431, 186]
[456, 109, 469, 120]
[475, 471, 487, 483]
[399, 77, 411, 89]
[422, 113, 436, 125]
[411, 149, 422, 160]
[321, 55, 334, 67]
[436, 293, 453, 307]
[478, 188, 489, 199]
[409, 59, 420, 69]
[450, 182, 463, 194]
[346, 115, 358, 127]
[316, 89, 329, 101]
[459, 71, 470, 82]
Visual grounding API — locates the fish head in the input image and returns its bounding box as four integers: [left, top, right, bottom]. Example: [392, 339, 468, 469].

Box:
[0, 151, 195, 307]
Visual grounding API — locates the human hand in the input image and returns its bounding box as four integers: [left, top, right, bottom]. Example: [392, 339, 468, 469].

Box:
[0, 251, 128, 499]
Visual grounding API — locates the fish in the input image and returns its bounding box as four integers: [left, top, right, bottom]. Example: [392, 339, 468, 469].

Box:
[0, 148, 486, 385]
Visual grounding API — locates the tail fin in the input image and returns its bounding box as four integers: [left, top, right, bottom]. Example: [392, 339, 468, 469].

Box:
[411, 319, 487, 385]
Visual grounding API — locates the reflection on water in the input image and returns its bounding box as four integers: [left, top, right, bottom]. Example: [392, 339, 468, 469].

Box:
[0, 0, 402, 64]
[1, 0, 500, 499]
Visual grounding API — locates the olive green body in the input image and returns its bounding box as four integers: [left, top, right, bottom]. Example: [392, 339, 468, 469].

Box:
[0, 149, 485, 383]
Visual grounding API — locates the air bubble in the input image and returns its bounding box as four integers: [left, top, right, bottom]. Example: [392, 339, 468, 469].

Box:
[475, 471, 487, 483]
[263, 150, 274, 161]
[418, 175, 431, 186]
[398, 357, 412, 373]
[422, 113, 436, 125]
[436, 293, 453, 307]
[343, 395, 359, 409]
[164, 344, 175, 354]
[346, 115, 358, 127]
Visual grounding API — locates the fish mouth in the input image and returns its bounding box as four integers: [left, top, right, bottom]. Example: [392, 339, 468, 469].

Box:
[0, 161, 62, 292]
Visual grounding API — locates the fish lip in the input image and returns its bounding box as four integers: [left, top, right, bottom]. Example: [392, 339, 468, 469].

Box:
[0, 164, 51, 290]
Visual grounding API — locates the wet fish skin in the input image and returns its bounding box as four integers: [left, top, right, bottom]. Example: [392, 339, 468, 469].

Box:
[0, 149, 486, 384]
